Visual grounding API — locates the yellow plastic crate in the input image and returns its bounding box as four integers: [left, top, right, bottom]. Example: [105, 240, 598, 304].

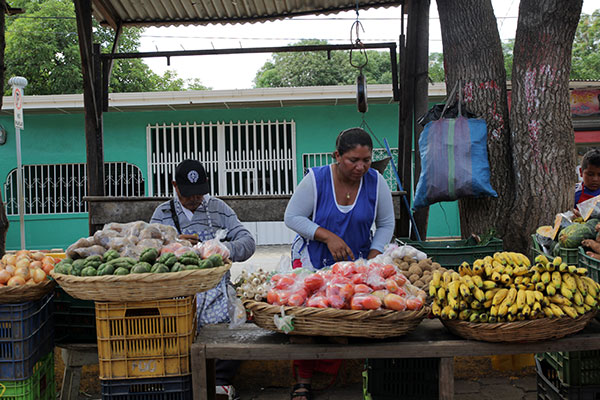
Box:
[95, 297, 195, 380]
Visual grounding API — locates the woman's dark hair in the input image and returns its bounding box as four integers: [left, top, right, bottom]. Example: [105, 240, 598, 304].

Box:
[582, 148, 600, 170]
[335, 127, 373, 155]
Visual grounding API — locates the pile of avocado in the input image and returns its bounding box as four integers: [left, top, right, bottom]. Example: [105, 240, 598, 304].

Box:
[53, 248, 225, 276]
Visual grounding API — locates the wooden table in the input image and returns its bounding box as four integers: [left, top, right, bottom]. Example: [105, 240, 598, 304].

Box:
[192, 318, 600, 400]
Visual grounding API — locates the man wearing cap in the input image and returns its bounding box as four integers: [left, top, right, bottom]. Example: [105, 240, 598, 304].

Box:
[151, 159, 255, 400]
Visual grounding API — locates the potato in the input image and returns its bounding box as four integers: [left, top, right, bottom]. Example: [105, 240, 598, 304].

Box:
[399, 261, 410, 271]
[423, 270, 431, 275]
[403, 256, 416, 263]
[409, 274, 420, 283]
[432, 262, 442, 270]
[408, 264, 423, 276]
[414, 280, 425, 288]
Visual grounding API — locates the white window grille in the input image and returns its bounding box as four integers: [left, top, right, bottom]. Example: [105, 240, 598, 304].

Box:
[302, 148, 400, 190]
[148, 120, 297, 197]
[3, 162, 145, 215]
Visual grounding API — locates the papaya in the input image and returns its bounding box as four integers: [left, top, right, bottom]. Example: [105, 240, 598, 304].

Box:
[81, 266, 97, 277]
[114, 267, 129, 275]
[103, 250, 120, 262]
[536, 226, 556, 248]
[131, 263, 152, 274]
[586, 218, 600, 231]
[207, 254, 224, 267]
[558, 223, 596, 248]
[157, 253, 177, 267]
[170, 262, 185, 273]
[139, 248, 159, 264]
[97, 264, 115, 276]
[150, 264, 170, 273]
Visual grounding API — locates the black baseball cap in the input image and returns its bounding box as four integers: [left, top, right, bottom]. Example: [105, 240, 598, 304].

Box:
[175, 159, 210, 197]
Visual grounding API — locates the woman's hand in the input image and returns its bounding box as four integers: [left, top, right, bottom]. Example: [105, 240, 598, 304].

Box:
[315, 227, 354, 261]
[367, 249, 381, 260]
[179, 234, 199, 245]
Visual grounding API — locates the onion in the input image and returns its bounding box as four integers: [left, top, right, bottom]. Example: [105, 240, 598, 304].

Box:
[31, 268, 46, 283]
[5, 255, 16, 266]
[29, 261, 42, 269]
[7, 276, 25, 286]
[14, 267, 30, 280]
[41, 256, 55, 265]
[0, 270, 10, 284]
[31, 252, 44, 261]
[15, 258, 30, 269]
[5, 265, 15, 275]
[15, 250, 29, 258]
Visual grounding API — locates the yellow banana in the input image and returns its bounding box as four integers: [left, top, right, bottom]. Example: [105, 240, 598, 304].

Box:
[473, 259, 484, 273]
[443, 270, 453, 286]
[549, 294, 572, 306]
[534, 291, 544, 302]
[432, 270, 442, 288]
[451, 272, 461, 282]
[546, 285, 556, 296]
[508, 303, 519, 316]
[504, 265, 514, 276]
[583, 277, 599, 297]
[560, 285, 574, 300]
[543, 307, 554, 318]
[479, 313, 489, 323]
[505, 287, 518, 307]
[459, 309, 472, 321]
[536, 282, 546, 292]
[448, 281, 460, 299]
[522, 276, 532, 285]
[551, 271, 562, 289]
[525, 290, 535, 307]
[507, 314, 516, 322]
[533, 302, 542, 313]
[492, 260, 505, 274]
[547, 262, 556, 272]
[484, 263, 493, 277]
[437, 287, 446, 301]
[531, 271, 541, 284]
[574, 304, 586, 315]
[471, 300, 483, 310]
[483, 256, 493, 264]
[459, 283, 471, 299]
[441, 306, 450, 319]
[485, 288, 500, 301]
[535, 254, 550, 266]
[471, 275, 484, 288]
[458, 300, 469, 311]
[493, 252, 508, 265]
[473, 287, 486, 302]
[432, 302, 441, 316]
[549, 303, 565, 317]
[501, 274, 512, 285]
[584, 304, 593, 312]
[469, 312, 480, 322]
[574, 275, 587, 297]
[448, 309, 458, 320]
[429, 284, 438, 297]
[461, 275, 476, 290]
[492, 288, 509, 306]
[561, 304, 578, 319]
[516, 289, 527, 310]
[576, 267, 588, 276]
[541, 271, 551, 285]
[491, 271, 502, 282]
[490, 305, 499, 317]
[559, 263, 568, 273]
[551, 256, 562, 267]
[483, 299, 493, 308]
[585, 294, 598, 307]
[563, 274, 577, 292]
[522, 303, 531, 317]
[513, 266, 529, 276]
[568, 265, 578, 274]
[498, 302, 509, 317]
[514, 276, 524, 285]
[482, 280, 497, 290]
[517, 253, 531, 267]
[573, 291, 584, 306]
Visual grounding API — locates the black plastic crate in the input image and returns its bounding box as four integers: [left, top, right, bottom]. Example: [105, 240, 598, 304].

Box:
[363, 358, 439, 400]
[54, 287, 96, 344]
[0, 294, 55, 380]
[537, 357, 600, 400]
[101, 375, 192, 400]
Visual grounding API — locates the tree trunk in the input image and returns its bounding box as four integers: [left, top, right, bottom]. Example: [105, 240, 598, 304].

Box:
[0, 2, 7, 258]
[506, 0, 582, 252]
[436, 0, 514, 242]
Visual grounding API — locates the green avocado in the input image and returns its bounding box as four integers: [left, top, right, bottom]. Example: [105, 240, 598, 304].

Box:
[81, 266, 97, 277]
[114, 267, 129, 275]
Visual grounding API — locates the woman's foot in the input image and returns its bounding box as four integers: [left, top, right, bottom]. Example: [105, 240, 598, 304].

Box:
[291, 382, 312, 400]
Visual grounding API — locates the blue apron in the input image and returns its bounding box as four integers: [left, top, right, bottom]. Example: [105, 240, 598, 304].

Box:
[300, 165, 378, 269]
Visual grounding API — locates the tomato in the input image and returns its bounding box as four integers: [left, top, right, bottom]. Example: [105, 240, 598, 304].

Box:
[275, 275, 297, 290]
[327, 294, 345, 309]
[287, 293, 306, 307]
[354, 284, 372, 294]
[381, 264, 397, 278]
[383, 293, 407, 311]
[341, 262, 357, 277]
[406, 297, 424, 311]
[338, 283, 354, 300]
[306, 295, 329, 308]
[385, 279, 400, 293]
[304, 274, 325, 292]
[41, 262, 54, 275]
[391, 273, 408, 286]
[361, 295, 382, 310]
[351, 273, 367, 285]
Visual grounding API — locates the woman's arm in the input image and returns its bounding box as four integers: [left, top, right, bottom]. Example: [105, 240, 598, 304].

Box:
[369, 175, 395, 257]
[284, 173, 319, 239]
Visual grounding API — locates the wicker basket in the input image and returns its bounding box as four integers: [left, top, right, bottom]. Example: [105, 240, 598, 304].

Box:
[50, 263, 231, 302]
[0, 279, 56, 304]
[244, 300, 430, 338]
[441, 311, 597, 343]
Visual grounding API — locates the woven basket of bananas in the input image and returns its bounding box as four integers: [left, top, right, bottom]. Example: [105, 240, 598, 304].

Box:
[429, 251, 600, 342]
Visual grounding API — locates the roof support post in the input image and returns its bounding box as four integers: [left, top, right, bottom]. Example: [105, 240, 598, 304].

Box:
[75, 0, 105, 235]
[397, 0, 429, 240]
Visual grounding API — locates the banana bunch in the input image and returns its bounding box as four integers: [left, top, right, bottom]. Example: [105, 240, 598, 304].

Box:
[429, 251, 600, 323]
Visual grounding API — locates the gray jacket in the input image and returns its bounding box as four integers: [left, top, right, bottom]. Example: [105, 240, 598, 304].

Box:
[150, 195, 256, 262]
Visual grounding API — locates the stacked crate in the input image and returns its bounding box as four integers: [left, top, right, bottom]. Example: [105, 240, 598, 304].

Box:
[95, 296, 196, 400]
[0, 294, 55, 399]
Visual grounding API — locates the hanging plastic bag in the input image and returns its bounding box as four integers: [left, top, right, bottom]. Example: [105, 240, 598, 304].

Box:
[413, 82, 497, 210]
[195, 229, 231, 260]
[576, 194, 600, 221]
[227, 284, 246, 329]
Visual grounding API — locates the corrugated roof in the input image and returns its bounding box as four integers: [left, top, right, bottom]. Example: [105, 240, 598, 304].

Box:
[92, 0, 405, 28]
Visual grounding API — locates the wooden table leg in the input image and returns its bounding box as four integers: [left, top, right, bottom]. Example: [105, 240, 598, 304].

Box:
[192, 344, 208, 400]
[207, 359, 216, 400]
[439, 357, 454, 400]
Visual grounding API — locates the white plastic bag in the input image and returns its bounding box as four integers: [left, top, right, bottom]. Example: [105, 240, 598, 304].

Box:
[227, 284, 246, 329]
[196, 229, 231, 260]
[385, 242, 427, 261]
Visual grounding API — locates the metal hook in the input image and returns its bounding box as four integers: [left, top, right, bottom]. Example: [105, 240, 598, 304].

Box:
[349, 20, 368, 70]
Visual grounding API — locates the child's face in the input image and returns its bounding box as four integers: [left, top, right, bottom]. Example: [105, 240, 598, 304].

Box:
[582, 164, 600, 191]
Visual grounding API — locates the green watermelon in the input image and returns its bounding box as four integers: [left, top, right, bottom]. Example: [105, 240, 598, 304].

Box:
[558, 223, 595, 248]
[586, 218, 600, 231]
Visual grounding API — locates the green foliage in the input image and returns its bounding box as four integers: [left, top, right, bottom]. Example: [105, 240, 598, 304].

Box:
[571, 10, 600, 80]
[428, 52, 445, 82]
[502, 40, 514, 81]
[4, 0, 208, 95]
[254, 39, 396, 87]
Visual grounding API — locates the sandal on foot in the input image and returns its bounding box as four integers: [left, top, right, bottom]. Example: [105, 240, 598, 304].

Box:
[290, 383, 312, 400]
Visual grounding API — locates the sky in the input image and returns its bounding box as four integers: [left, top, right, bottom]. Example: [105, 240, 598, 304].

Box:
[138, 0, 599, 91]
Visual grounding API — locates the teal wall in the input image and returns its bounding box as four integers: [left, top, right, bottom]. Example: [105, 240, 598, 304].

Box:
[0, 102, 460, 250]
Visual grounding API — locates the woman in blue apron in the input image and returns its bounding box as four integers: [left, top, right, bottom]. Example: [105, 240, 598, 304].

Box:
[284, 128, 395, 400]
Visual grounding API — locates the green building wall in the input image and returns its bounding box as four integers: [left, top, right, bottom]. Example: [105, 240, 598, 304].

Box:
[0, 102, 460, 250]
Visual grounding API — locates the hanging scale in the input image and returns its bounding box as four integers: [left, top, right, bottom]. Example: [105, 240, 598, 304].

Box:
[350, 6, 368, 114]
